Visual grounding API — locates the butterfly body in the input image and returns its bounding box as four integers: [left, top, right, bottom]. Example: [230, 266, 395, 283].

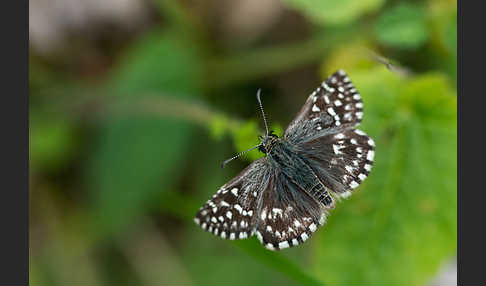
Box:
[266, 138, 335, 208]
[195, 70, 375, 250]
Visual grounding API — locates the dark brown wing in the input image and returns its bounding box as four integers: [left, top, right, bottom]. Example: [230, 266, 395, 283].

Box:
[254, 170, 326, 250]
[284, 70, 364, 144]
[296, 128, 375, 198]
[194, 158, 271, 240]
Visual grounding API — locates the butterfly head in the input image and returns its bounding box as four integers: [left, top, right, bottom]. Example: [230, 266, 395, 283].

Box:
[258, 130, 279, 154]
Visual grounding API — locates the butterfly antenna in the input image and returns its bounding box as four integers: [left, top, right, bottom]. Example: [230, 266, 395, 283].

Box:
[221, 144, 262, 168]
[256, 89, 270, 136]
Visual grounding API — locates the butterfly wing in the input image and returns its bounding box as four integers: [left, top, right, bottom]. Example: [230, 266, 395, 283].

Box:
[255, 169, 326, 250]
[284, 70, 364, 145]
[296, 128, 375, 198]
[283, 70, 374, 198]
[194, 158, 272, 240]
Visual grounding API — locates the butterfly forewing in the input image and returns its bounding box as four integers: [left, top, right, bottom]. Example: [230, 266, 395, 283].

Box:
[194, 158, 271, 240]
[285, 70, 364, 144]
[255, 172, 326, 250]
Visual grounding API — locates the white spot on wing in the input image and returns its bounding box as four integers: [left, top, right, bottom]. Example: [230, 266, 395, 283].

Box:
[261, 208, 267, 220]
[266, 243, 275, 250]
[312, 104, 320, 112]
[301, 233, 309, 241]
[367, 150, 375, 161]
[220, 201, 230, 207]
[234, 204, 243, 214]
[294, 220, 302, 228]
[309, 223, 317, 232]
[341, 191, 352, 198]
[279, 241, 290, 249]
[345, 165, 354, 173]
[272, 208, 283, 217]
[256, 231, 263, 243]
[327, 107, 336, 116]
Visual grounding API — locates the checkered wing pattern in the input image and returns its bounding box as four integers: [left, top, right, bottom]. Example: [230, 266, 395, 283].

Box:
[284, 70, 364, 144]
[296, 129, 375, 198]
[254, 171, 326, 250]
[195, 70, 375, 250]
[194, 158, 271, 240]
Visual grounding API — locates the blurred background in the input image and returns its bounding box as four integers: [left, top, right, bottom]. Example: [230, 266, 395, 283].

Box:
[29, 0, 457, 285]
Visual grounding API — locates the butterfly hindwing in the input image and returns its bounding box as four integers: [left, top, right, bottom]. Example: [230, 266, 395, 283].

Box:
[194, 158, 271, 240]
[284, 70, 364, 144]
[255, 171, 326, 250]
[296, 128, 375, 197]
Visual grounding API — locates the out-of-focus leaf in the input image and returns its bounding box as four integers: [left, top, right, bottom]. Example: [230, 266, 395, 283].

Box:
[375, 3, 429, 48]
[311, 67, 456, 286]
[30, 112, 76, 172]
[109, 31, 201, 95]
[282, 0, 385, 25]
[209, 114, 231, 140]
[322, 43, 378, 75]
[428, 0, 457, 85]
[230, 120, 262, 161]
[88, 31, 202, 232]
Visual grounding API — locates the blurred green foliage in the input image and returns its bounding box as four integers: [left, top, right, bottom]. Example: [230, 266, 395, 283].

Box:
[30, 0, 457, 286]
[375, 3, 428, 48]
[283, 0, 385, 25]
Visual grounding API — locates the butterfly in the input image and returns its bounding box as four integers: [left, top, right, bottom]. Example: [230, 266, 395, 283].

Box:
[194, 70, 375, 250]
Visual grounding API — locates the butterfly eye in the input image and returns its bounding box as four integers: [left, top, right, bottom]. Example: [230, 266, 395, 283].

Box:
[258, 145, 267, 154]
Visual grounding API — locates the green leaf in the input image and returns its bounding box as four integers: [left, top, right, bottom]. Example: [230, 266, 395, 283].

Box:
[311, 67, 456, 286]
[109, 31, 201, 95]
[282, 0, 385, 25]
[88, 31, 202, 232]
[230, 120, 262, 161]
[30, 112, 77, 172]
[375, 3, 429, 49]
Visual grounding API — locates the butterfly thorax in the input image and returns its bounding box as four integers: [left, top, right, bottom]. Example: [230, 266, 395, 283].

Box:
[266, 139, 335, 207]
